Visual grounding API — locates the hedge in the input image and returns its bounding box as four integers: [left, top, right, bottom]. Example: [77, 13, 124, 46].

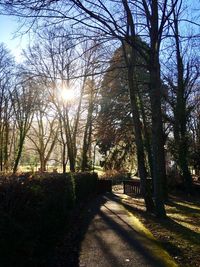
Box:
[0, 172, 98, 267]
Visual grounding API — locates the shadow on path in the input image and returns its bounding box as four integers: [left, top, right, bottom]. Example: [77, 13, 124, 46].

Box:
[54, 195, 108, 267]
[78, 193, 176, 267]
[55, 193, 179, 267]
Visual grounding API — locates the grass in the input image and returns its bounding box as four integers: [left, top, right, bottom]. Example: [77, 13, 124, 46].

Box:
[17, 165, 105, 174]
[117, 192, 200, 267]
[18, 165, 67, 173]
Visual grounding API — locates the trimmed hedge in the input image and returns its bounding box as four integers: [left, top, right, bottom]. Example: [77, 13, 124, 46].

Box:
[0, 172, 97, 267]
[73, 172, 98, 201]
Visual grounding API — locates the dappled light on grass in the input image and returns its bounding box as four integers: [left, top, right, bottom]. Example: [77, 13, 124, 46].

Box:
[174, 201, 200, 211]
[117, 193, 200, 266]
[168, 212, 200, 233]
[120, 194, 146, 212]
[167, 198, 200, 233]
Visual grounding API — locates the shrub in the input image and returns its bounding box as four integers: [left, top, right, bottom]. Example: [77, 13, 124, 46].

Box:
[0, 172, 97, 267]
[73, 172, 98, 202]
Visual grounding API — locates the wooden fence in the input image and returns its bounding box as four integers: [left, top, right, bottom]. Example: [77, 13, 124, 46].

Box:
[123, 179, 141, 195]
[123, 178, 152, 195]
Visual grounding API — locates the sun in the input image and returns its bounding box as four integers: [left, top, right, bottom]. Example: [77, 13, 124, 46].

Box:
[60, 88, 75, 102]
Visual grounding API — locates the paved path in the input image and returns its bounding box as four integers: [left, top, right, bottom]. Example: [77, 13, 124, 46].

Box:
[79, 193, 177, 267]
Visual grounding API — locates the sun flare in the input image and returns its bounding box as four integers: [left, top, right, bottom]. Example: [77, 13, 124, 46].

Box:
[60, 88, 75, 102]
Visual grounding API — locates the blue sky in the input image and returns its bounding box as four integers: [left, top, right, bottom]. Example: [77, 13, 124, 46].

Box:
[0, 1, 199, 61]
[0, 15, 28, 61]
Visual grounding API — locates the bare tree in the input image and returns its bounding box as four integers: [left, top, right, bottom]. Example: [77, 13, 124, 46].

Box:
[81, 78, 96, 171]
[21, 27, 77, 171]
[163, 1, 200, 192]
[22, 27, 104, 172]
[1, 0, 199, 215]
[189, 92, 200, 176]
[0, 0, 167, 215]
[10, 75, 38, 173]
[0, 44, 14, 172]
[27, 93, 59, 172]
[67, 0, 172, 215]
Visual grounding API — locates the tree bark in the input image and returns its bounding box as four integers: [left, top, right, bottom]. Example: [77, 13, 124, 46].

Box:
[138, 91, 154, 179]
[124, 45, 154, 213]
[81, 80, 94, 172]
[13, 133, 25, 174]
[143, 0, 167, 217]
[149, 47, 167, 216]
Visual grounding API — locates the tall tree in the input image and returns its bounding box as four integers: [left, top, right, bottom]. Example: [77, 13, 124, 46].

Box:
[27, 95, 59, 172]
[68, 0, 173, 215]
[81, 78, 98, 171]
[189, 94, 200, 176]
[163, 1, 199, 192]
[1, 0, 198, 216]
[0, 44, 14, 172]
[98, 43, 155, 211]
[22, 28, 78, 171]
[97, 47, 134, 170]
[11, 76, 37, 173]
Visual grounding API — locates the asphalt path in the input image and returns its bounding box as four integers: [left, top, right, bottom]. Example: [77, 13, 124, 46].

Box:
[79, 193, 177, 267]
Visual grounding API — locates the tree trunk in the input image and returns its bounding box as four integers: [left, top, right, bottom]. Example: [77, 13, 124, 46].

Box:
[39, 153, 46, 172]
[138, 91, 154, 179]
[69, 155, 75, 172]
[124, 45, 154, 213]
[67, 139, 75, 172]
[149, 50, 167, 216]
[81, 121, 90, 172]
[174, 102, 193, 192]
[63, 109, 76, 172]
[81, 82, 94, 172]
[179, 141, 193, 191]
[13, 134, 25, 174]
[147, 1, 167, 217]
[4, 121, 9, 171]
[62, 144, 67, 173]
[0, 129, 3, 172]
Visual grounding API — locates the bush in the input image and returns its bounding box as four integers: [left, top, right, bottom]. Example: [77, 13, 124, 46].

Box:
[0, 172, 97, 267]
[74, 172, 98, 201]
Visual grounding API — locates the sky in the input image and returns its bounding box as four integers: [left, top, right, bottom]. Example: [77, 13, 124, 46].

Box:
[0, 15, 28, 61]
[0, 1, 199, 62]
